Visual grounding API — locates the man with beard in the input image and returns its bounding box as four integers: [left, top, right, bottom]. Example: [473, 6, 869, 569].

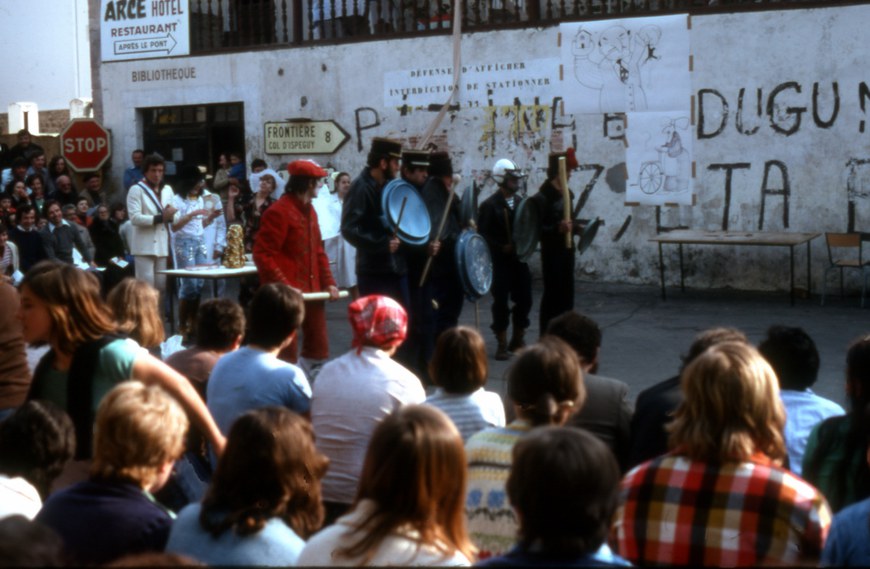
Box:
[340, 137, 409, 308]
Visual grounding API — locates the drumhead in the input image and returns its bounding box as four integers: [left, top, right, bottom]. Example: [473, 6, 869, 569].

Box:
[577, 217, 603, 255]
[455, 229, 493, 302]
[513, 197, 539, 262]
[381, 179, 431, 245]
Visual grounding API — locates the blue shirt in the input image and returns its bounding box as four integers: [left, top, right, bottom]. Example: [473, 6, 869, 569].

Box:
[822, 496, 870, 566]
[123, 166, 143, 192]
[166, 502, 306, 566]
[207, 346, 311, 437]
[780, 388, 844, 476]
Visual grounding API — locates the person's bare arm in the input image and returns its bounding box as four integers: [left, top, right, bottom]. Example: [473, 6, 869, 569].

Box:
[132, 353, 226, 456]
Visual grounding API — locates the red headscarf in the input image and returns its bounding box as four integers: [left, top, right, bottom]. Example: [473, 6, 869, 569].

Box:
[348, 295, 408, 353]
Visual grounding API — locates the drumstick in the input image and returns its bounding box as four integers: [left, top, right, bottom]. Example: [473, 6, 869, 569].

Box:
[393, 196, 409, 239]
[302, 290, 350, 301]
[558, 157, 572, 250]
[419, 188, 456, 287]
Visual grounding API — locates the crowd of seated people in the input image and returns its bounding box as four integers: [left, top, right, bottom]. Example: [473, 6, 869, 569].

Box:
[2, 255, 870, 565]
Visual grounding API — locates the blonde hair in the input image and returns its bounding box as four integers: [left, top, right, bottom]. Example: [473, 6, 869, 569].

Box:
[91, 381, 188, 487]
[108, 278, 165, 349]
[668, 341, 786, 463]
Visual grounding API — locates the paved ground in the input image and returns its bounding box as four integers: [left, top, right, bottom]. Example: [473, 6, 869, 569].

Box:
[322, 278, 869, 409]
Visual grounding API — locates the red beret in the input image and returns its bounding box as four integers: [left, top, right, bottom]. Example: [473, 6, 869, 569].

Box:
[287, 159, 327, 178]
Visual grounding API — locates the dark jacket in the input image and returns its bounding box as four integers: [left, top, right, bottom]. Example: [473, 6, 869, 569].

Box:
[478, 190, 522, 266]
[40, 221, 92, 264]
[341, 168, 407, 276]
[36, 478, 173, 565]
[89, 219, 127, 266]
[421, 176, 462, 278]
[9, 226, 46, 271]
[530, 179, 579, 253]
[627, 375, 682, 469]
[566, 372, 634, 472]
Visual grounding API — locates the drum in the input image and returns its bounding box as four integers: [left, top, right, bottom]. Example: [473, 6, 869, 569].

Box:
[380, 179, 431, 246]
[512, 197, 540, 262]
[577, 217, 603, 255]
[459, 181, 478, 228]
[455, 229, 493, 302]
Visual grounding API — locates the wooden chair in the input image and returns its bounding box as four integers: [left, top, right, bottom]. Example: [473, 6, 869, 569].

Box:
[821, 232, 870, 307]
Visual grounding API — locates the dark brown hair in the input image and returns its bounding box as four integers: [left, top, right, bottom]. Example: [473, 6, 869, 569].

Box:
[200, 407, 328, 539]
[507, 427, 620, 555]
[508, 337, 586, 426]
[20, 260, 116, 355]
[195, 298, 245, 351]
[428, 326, 488, 395]
[247, 283, 304, 348]
[337, 405, 474, 564]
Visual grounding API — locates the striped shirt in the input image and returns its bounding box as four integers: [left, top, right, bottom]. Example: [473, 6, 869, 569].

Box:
[611, 452, 832, 566]
[465, 420, 531, 561]
[425, 387, 506, 442]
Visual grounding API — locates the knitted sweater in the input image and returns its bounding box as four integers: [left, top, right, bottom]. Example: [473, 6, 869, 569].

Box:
[464, 419, 531, 560]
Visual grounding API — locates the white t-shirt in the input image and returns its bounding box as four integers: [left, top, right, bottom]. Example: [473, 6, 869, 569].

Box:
[311, 347, 425, 504]
[0, 475, 41, 520]
[298, 499, 471, 566]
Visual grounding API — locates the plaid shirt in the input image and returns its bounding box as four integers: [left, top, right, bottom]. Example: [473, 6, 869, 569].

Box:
[611, 452, 832, 567]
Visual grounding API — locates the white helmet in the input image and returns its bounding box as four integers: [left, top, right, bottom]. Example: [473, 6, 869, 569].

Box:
[491, 158, 525, 186]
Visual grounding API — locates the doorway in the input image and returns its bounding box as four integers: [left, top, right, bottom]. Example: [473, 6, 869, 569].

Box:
[141, 102, 245, 185]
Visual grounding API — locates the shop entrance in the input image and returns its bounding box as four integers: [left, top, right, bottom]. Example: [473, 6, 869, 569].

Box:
[141, 102, 245, 184]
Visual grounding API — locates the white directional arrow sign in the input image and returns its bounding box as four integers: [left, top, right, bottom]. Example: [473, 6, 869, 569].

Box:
[264, 120, 350, 155]
[113, 33, 178, 56]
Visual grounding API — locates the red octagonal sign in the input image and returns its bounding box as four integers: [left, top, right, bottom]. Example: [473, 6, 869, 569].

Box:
[60, 119, 112, 172]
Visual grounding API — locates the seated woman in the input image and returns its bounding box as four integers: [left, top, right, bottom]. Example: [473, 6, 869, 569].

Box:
[465, 337, 586, 560]
[478, 427, 629, 567]
[107, 277, 165, 358]
[424, 326, 505, 442]
[611, 341, 831, 567]
[20, 261, 225, 468]
[299, 405, 474, 566]
[165, 407, 328, 566]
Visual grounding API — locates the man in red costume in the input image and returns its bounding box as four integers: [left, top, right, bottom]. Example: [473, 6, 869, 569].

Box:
[254, 159, 339, 377]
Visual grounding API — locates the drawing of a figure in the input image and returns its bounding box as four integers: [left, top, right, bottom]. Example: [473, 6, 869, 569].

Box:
[636, 117, 690, 195]
[572, 24, 662, 112]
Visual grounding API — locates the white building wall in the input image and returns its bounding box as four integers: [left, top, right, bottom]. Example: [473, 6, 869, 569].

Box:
[98, 4, 870, 291]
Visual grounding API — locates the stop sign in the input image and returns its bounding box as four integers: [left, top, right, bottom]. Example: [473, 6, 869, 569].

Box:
[60, 119, 112, 172]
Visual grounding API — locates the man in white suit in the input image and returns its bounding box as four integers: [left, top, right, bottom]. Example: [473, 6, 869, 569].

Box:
[126, 154, 177, 295]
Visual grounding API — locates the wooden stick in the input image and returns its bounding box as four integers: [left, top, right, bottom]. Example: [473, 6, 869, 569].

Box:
[559, 157, 572, 249]
[393, 195, 408, 239]
[419, 188, 456, 287]
[302, 290, 350, 301]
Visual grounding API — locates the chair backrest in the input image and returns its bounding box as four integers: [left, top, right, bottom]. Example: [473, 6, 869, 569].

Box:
[826, 232, 861, 265]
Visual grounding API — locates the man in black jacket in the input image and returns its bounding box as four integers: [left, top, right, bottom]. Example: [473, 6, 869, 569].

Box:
[478, 158, 532, 360]
[530, 148, 582, 335]
[340, 137, 409, 308]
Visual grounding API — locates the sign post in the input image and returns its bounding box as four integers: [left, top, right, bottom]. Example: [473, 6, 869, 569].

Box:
[60, 119, 112, 172]
[264, 120, 350, 155]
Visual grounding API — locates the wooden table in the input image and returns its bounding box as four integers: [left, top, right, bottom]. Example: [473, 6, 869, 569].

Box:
[648, 230, 821, 305]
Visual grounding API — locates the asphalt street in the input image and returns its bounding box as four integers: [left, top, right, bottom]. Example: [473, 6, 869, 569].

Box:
[322, 279, 869, 409]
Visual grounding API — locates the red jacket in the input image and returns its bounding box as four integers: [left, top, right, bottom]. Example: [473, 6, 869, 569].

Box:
[253, 193, 335, 292]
